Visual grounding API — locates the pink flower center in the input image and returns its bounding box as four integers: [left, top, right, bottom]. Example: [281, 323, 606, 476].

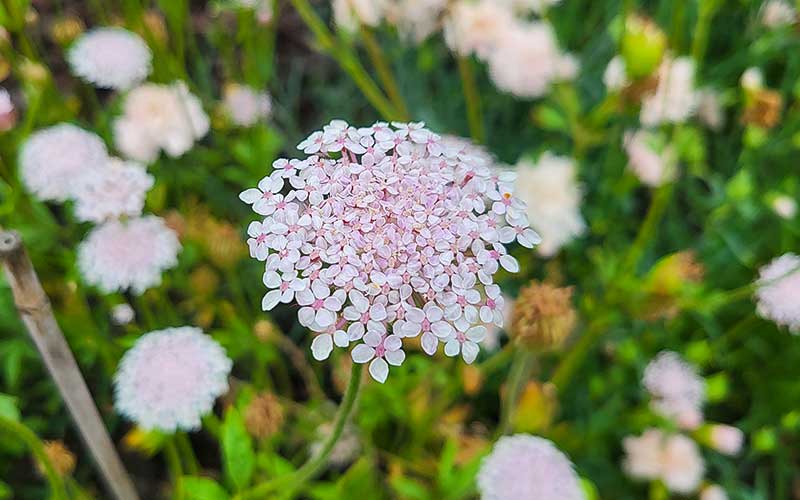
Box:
[486, 298, 496, 309]
[489, 250, 500, 259]
[312, 299, 324, 310]
[375, 343, 386, 358]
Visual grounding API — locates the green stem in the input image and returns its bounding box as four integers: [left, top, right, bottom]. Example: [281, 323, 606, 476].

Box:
[691, 0, 720, 65]
[235, 363, 364, 499]
[623, 183, 674, 274]
[498, 349, 533, 435]
[164, 439, 184, 500]
[550, 318, 611, 393]
[0, 416, 69, 500]
[360, 26, 409, 121]
[457, 56, 485, 144]
[176, 432, 200, 475]
[288, 0, 400, 121]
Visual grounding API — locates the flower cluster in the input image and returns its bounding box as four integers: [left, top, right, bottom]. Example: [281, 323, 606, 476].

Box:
[755, 253, 800, 333]
[240, 120, 537, 382]
[223, 83, 272, 128]
[67, 28, 152, 90]
[114, 81, 209, 163]
[477, 434, 585, 500]
[643, 351, 705, 429]
[623, 429, 705, 494]
[114, 327, 232, 432]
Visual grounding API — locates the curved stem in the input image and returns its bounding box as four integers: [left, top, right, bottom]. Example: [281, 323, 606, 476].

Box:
[236, 363, 364, 499]
[623, 184, 673, 274]
[498, 349, 533, 436]
[163, 439, 184, 500]
[288, 0, 400, 121]
[0, 416, 69, 500]
[550, 318, 610, 393]
[360, 26, 409, 121]
[457, 56, 485, 144]
[176, 432, 199, 475]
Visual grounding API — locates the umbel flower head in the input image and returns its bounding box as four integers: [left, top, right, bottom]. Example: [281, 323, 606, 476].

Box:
[20, 123, 108, 202]
[755, 253, 800, 333]
[78, 215, 181, 294]
[67, 28, 152, 90]
[240, 121, 536, 382]
[477, 434, 585, 500]
[511, 281, 576, 351]
[643, 351, 705, 429]
[114, 326, 232, 432]
[623, 429, 705, 494]
[114, 81, 209, 163]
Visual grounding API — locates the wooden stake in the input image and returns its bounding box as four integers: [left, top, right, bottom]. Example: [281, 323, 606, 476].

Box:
[0, 230, 140, 500]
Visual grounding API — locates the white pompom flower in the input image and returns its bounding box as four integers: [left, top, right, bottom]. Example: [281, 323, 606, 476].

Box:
[478, 434, 586, 500]
[72, 158, 154, 223]
[114, 81, 209, 163]
[514, 153, 585, 257]
[78, 216, 181, 294]
[755, 253, 800, 333]
[68, 28, 152, 90]
[640, 57, 698, 127]
[114, 327, 232, 432]
[643, 351, 705, 429]
[19, 123, 109, 202]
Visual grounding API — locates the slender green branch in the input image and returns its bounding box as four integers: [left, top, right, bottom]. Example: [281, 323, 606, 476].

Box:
[235, 363, 364, 499]
[498, 349, 533, 435]
[550, 318, 611, 393]
[0, 416, 69, 500]
[623, 183, 674, 274]
[176, 432, 200, 475]
[289, 0, 400, 121]
[457, 56, 485, 144]
[164, 439, 184, 500]
[359, 26, 409, 121]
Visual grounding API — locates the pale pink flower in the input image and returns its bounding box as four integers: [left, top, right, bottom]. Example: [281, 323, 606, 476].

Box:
[623, 130, 676, 187]
[700, 485, 728, 500]
[761, 0, 796, 28]
[111, 303, 135, 325]
[333, 0, 386, 31]
[709, 424, 744, 456]
[78, 216, 181, 294]
[697, 88, 724, 131]
[223, 83, 271, 127]
[72, 158, 154, 223]
[640, 57, 698, 127]
[623, 429, 705, 494]
[622, 429, 664, 481]
[114, 326, 231, 432]
[68, 28, 151, 90]
[643, 351, 705, 428]
[443, 1, 515, 58]
[755, 253, 800, 333]
[240, 122, 532, 381]
[20, 124, 108, 202]
[478, 434, 585, 500]
[385, 0, 447, 42]
[603, 56, 628, 92]
[0, 87, 15, 132]
[771, 195, 797, 219]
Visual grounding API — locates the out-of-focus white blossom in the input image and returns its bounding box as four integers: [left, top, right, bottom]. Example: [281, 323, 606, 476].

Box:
[514, 153, 585, 257]
[709, 424, 744, 456]
[700, 485, 728, 500]
[486, 21, 566, 98]
[771, 195, 797, 219]
[223, 84, 272, 127]
[333, 0, 387, 31]
[643, 351, 705, 429]
[761, 0, 796, 28]
[0, 87, 15, 132]
[623, 130, 676, 187]
[556, 53, 580, 82]
[755, 253, 800, 333]
[740, 67, 763, 91]
[640, 56, 698, 126]
[623, 429, 705, 494]
[478, 434, 585, 500]
[78, 216, 181, 294]
[111, 303, 135, 325]
[73, 158, 154, 223]
[604, 56, 628, 92]
[114, 326, 232, 432]
[68, 28, 152, 90]
[114, 82, 209, 163]
[697, 88, 724, 130]
[444, 1, 515, 58]
[20, 124, 109, 202]
[386, 0, 448, 41]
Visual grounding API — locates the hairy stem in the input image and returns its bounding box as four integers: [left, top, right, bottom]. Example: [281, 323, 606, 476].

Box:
[236, 363, 364, 499]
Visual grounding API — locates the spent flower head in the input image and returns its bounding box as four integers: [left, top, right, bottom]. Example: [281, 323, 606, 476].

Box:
[511, 281, 576, 351]
[240, 121, 534, 382]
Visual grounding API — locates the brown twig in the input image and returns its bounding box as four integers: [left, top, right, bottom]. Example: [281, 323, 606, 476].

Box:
[0, 230, 140, 500]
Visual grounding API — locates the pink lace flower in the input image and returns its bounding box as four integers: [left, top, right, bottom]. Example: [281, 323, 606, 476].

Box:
[240, 122, 534, 382]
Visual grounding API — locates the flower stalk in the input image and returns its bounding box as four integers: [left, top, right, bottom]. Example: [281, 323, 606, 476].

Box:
[498, 349, 534, 435]
[360, 26, 409, 121]
[0, 415, 69, 500]
[457, 56, 485, 144]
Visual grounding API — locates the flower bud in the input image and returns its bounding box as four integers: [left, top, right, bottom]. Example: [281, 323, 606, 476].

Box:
[511, 281, 576, 351]
[244, 393, 284, 440]
[620, 15, 666, 79]
[771, 194, 797, 219]
[253, 319, 278, 343]
[18, 59, 49, 86]
[709, 424, 744, 456]
[700, 484, 728, 500]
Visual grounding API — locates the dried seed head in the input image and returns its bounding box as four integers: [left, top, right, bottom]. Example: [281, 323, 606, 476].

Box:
[511, 281, 576, 351]
[743, 88, 783, 128]
[244, 393, 284, 440]
[40, 441, 76, 477]
[253, 319, 279, 343]
[49, 15, 84, 45]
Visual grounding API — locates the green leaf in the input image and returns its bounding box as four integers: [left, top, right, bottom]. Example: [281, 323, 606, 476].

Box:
[0, 394, 19, 421]
[221, 408, 255, 491]
[182, 476, 231, 500]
